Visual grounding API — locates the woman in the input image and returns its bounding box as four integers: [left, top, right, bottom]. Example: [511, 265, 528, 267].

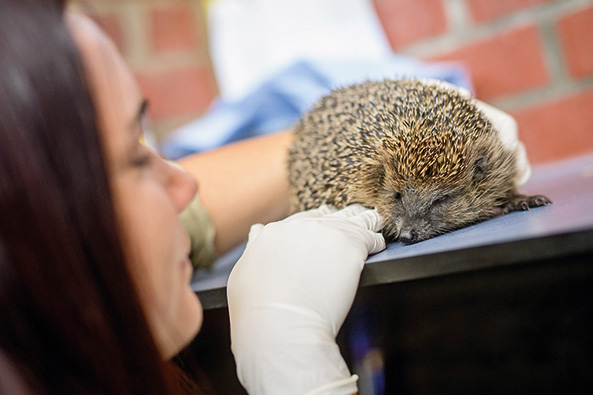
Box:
[0, 0, 385, 393]
[0, 0, 201, 392]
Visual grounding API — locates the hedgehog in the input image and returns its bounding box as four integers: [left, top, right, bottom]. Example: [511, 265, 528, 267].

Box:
[287, 78, 551, 244]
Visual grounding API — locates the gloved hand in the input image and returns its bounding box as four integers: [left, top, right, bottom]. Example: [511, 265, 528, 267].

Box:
[471, 98, 531, 188]
[227, 205, 386, 395]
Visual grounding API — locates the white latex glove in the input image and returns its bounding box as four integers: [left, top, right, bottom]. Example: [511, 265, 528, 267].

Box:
[227, 204, 386, 395]
[421, 77, 531, 188]
[472, 99, 531, 187]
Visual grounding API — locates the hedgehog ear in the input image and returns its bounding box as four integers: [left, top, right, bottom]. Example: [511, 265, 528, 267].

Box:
[360, 159, 385, 198]
[370, 161, 386, 188]
[472, 156, 486, 181]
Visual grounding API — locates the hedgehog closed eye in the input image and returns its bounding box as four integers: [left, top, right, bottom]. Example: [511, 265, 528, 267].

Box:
[432, 194, 451, 206]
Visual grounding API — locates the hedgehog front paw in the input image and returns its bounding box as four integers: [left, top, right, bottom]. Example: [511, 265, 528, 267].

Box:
[499, 193, 552, 215]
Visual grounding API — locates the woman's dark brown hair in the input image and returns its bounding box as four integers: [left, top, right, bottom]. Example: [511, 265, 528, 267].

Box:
[0, 0, 197, 392]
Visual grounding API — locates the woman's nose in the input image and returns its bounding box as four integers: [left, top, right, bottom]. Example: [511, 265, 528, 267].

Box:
[166, 161, 198, 213]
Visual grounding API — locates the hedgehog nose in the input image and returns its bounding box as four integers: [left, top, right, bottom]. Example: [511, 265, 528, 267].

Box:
[399, 229, 418, 244]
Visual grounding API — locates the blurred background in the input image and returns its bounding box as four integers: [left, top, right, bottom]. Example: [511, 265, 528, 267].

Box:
[72, 0, 593, 165]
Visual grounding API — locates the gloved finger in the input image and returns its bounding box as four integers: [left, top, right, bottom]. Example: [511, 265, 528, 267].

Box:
[246, 223, 265, 249]
[346, 209, 384, 232]
[327, 204, 369, 219]
[284, 205, 337, 222]
[365, 230, 387, 255]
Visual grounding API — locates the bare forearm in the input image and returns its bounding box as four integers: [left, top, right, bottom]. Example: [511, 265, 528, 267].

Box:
[178, 130, 293, 255]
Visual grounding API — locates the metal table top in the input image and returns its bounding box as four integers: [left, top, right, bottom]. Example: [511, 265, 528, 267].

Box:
[192, 152, 593, 309]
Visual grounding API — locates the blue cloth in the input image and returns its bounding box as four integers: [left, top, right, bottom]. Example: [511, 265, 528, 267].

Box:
[161, 55, 473, 160]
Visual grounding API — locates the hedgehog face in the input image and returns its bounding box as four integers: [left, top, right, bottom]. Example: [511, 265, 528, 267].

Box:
[377, 185, 461, 243]
[374, 140, 517, 244]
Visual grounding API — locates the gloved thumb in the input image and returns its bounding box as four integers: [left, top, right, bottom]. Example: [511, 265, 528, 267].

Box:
[246, 223, 265, 249]
[348, 209, 386, 255]
[284, 205, 337, 222]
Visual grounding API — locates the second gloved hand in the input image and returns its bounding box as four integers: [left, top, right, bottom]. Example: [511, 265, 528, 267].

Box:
[227, 205, 385, 395]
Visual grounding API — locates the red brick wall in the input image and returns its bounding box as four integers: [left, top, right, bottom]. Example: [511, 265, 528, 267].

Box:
[73, 0, 217, 141]
[76, 0, 593, 164]
[375, 0, 593, 164]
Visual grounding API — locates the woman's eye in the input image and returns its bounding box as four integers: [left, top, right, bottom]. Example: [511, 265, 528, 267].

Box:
[132, 144, 154, 168]
[133, 154, 152, 167]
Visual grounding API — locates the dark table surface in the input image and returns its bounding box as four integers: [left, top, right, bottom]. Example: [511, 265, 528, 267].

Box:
[191, 151, 593, 309]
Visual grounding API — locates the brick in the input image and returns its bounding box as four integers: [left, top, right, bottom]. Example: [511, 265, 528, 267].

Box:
[91, 13, 126, 55]
[373, 0, 448, 50]
[510, 88, 593, 164]
[149, 6, 200, 52]
[467, 0, 554, 23]
[557, 5, 593, 79]
[429, 24, 549, 100]
[135, 65, 217, 120]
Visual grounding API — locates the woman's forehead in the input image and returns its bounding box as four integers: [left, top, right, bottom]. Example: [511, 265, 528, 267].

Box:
[66, 12, 142, 160]
[67, 12, 140, 102]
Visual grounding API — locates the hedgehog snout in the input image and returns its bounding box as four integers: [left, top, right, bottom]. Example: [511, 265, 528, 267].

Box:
[399, 228, 419, 244]
[396, 213, 431, 244]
